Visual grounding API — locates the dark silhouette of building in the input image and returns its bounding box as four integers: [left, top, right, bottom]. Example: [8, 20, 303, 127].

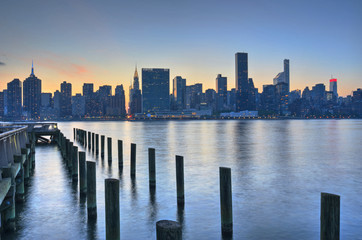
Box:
[72, 93, 85, 118]
[83, 83, 94, 117]
[23, 62, 41, 119]
[142, 68, 170, 113]
[235, 52, 255, 111]
[216, 74, 227, 111]
[0, 92, 4, 118]
[60, 81, 72, 118]
[108, 84, 126, 117]
[98, 85, 112, 116]
[330, 78, 338, 98]
[129, 67, 142, 114]
[186, 83, 202, 109]
[7, 78, 22, 119]
[173, 76, 186, 110]
[273, 59, 290, 93]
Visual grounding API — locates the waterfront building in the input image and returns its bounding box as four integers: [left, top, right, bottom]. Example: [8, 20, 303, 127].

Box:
[98, 85, 112, 116]
[129, 67, 142, 114]
[330, 78, 338, 98]
[173, 76, 186, 110]
[107, 84, 126, 117]
[142, 68, 170, 113]
[273, 59, 290, 93]
[261, 84, 278, 113]
[216, 74, 227, 111]
[72, 93, 85, 118]
[41, 93, 52, 107]
[60, 81, 72, 118]
[83, 83, 94, 116]
[0, 91, 4, 118]
[185, 83, 202, 109]
[235, 52, 256, 111]
[7, 78, 22, 119]
[23, 62, 41, 119]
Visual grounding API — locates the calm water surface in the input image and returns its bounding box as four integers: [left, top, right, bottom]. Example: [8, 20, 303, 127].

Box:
[5, 120, 362, 239]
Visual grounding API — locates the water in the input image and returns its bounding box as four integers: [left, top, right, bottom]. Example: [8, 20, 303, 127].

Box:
[5, 120, 362, 240]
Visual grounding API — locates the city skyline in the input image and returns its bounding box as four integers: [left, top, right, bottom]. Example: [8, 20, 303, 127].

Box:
[0, 0, 361, 98]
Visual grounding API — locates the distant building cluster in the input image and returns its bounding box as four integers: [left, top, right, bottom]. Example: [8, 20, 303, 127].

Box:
[0, 54, 361, 120]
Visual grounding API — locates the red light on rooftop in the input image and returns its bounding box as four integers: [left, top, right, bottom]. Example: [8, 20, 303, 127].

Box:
[330, 78, 337, 82]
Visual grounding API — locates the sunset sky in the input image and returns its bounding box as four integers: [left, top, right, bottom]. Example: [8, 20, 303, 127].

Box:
[0, 0, 361, 98]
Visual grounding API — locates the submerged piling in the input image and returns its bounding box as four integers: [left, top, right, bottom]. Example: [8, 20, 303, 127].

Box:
[118, 140, 123, 169]
[87, 161, 97, 219]
[72, 146, 78, 182]
[107, 137, 112, 161]
[101, 135, 105, 158]
[130, 143, 136, 178]
[148, 148, 156, 188]
[219, 167, 233, 236]
[79, 151, 87, 196]
[176, 155, 184, 206]
[96, 134, 99, 155]
[105, 178, 120, 240]
[92, 132, 95, 153]
[321, 192, 340, 240]
[156, 220, 182, 240]
[88, 132, 91, 150]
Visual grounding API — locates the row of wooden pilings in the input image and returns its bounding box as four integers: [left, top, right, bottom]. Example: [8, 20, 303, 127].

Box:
[60, 127, 340, 240]
[0, 127, 36, 233]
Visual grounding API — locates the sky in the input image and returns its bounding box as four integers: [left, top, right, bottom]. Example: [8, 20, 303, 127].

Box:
[0, 0, 361, 98]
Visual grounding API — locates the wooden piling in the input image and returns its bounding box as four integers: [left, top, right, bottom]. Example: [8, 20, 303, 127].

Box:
[92, 132, 95, 153]
[84, 131, 87, 147]
[219, 167, 233, 236]
[321, 192, 340, 240]
[105, 178, 120, 240]
[130, 143, 136, 178]
[101, 135, 105, 158]
[14, 155, 25, 202]
[73, 128, 76, 140]
[118, 140, 123, 169]
[156, 220, 182, 240]
[148, 148, 156, 188]
[96, 134, 99, 155]
[107, 137, 112, 161]
[175, 156, 184, 206]
[67, 141, 73, 170]
[72, 146, 78, 182]
[88, 132, 91, 150]
[87, 161, 97, 219]
[79, 151, 87, 196]
[21, 147, 30, 183]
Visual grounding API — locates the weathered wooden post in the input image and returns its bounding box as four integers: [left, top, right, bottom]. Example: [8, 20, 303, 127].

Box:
[118, 140, 123, 169]
[67, 141, 73, 170]
[14, 155, 25, 202]
[92, 132, 95, 153]
[156, 220, 182, 240]
[73, 128, 76, 140]
[176, 155, 184, 206]
[72, 146, 78, 182]
[107, 137, 112, 162]
[22, 147, 30, 183]
[96, 134, 99, 155]
[87, 161, 97, 219]
[130, 143, 136, 178]
[88, 132, 91, 150]
[101, 135, 105, 158]
[149, 148, 156, 188]
[105, 178, 120, 240]
[2, 167, 16, 231]
[84, 130, 87, 147]
[79, 151, 87, 196]
[219, 167, 233, 236]
[321, 192, 340, 240]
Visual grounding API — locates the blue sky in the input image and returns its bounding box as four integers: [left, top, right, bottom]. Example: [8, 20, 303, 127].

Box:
[0, 0, 361, 97]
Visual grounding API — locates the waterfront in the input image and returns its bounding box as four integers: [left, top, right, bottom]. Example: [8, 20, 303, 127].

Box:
[5, 120, 362, 239]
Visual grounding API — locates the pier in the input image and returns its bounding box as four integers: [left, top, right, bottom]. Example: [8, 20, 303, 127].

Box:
[0, 123, 343, 239]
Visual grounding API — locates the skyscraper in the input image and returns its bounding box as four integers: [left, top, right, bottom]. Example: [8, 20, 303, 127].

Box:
[235, 52, 254, 111]
[216, 74, 227, 111]
[329, 78, 338, 97]
[7, 78, 22, 118]
[60, 81, 72, 118]
[173, 76, 186, 110]
[83, 83, 94, 117]
[129, 67, 142, 114]
[142, 68, 170, 113]
[23, 62, 41, 119]
[273, 59, 290, 93]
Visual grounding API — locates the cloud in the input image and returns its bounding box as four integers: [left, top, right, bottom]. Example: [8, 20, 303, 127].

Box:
[0, 61, 5, 66]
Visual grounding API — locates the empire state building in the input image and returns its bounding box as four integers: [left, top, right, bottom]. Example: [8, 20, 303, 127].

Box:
[23, 61, 42, 119]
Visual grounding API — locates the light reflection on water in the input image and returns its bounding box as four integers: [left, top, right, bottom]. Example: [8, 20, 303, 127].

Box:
[4, 120, 362, 239]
